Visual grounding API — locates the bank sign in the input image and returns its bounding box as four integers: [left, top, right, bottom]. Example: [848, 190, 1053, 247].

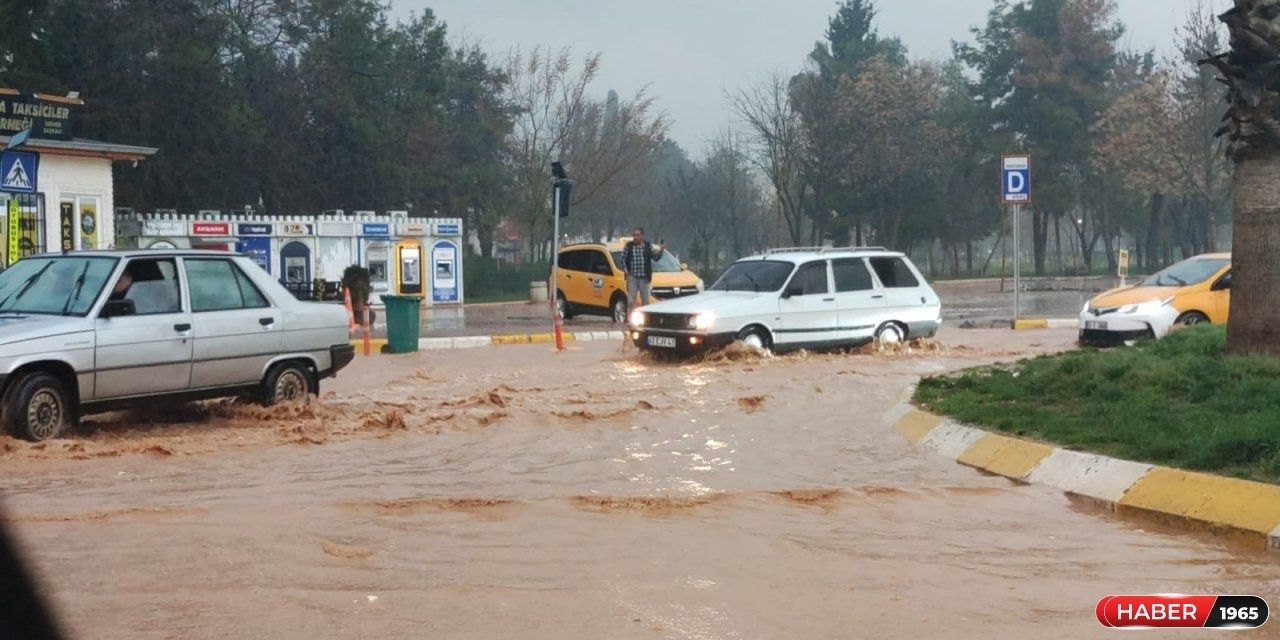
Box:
[0, 93, 78, 141]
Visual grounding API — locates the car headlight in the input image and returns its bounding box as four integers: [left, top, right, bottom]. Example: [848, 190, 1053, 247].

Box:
[695, 278, 705, 292]
[690, 311, 716, 331]
[630, 309, 645, 327]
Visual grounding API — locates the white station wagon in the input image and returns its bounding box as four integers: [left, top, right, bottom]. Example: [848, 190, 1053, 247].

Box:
[0, 250, 354, 441]
[629, 247, 942, 353]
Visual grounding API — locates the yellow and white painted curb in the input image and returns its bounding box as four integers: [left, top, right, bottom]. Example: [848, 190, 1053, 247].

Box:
[889, 385, 1280, 553]
[350, 331, 627, 353]
[1011, 318, 1077, 330]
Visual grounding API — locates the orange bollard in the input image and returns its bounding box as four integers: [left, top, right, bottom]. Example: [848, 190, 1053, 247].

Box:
[362, 305, 371, 356]
[549, 297, 565, 351]
[343, 286, 356, 332]
[553, 306, 565, 351]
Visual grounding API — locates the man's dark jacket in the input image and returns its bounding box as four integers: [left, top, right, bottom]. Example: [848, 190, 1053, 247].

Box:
[621, 240, 663, 281]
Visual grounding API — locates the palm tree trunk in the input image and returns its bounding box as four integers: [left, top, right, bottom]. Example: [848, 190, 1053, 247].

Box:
[1227, 154, 1280, 355]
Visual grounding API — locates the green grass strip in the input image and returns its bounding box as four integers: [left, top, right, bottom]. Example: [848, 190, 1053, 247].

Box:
[915, 326, 1280, 484]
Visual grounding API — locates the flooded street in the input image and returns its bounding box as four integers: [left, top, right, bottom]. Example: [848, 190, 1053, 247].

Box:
[3, 328, 1278, 639]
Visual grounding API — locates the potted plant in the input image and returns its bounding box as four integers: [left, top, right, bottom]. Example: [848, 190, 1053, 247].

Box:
[342, 264, 376, 326]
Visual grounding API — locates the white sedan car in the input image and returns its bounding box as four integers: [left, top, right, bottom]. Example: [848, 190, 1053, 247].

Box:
[629, 248, 942, 354]
[0, 250, 354, 441]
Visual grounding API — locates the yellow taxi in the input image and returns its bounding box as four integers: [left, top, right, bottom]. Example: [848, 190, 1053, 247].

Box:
[553, 241, 703, 323]
[1079, 253, 1231, 346]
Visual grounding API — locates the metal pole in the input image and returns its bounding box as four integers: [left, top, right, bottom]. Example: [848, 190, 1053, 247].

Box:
[1012, 202, 1021, 319]
[550, 183, 565, 350]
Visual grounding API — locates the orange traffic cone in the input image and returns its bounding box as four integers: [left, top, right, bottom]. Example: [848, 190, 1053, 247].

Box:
[343, 286, 356, 333]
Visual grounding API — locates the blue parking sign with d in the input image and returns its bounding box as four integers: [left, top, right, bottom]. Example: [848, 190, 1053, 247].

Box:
[0, 150, 38, 194]
[1001, 155, 1030, 204]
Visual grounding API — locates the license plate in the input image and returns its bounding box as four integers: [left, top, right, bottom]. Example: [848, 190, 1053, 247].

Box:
[647, 335, 677, 349]
[1084, 320, 1108, 330]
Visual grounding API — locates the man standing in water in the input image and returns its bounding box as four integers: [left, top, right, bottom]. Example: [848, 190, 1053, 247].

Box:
[620, 227, 665, 308]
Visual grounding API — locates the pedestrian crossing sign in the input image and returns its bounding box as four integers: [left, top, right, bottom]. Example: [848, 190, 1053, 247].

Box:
[0, 150, 38, 194]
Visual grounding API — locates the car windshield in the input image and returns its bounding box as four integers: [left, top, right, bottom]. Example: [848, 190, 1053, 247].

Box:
[610, 250, 684, 273]
[709, 260, 794, 292]
[1141, 257, 1229, 287]
[0, 256, 119, 316]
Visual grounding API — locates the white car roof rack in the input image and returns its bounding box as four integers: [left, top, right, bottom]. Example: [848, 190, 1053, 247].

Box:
[763, 246, 888, 255]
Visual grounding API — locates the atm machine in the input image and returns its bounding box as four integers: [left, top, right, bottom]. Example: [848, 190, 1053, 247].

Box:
[431, 240, 460, 303]
[397, 243, 422, 295]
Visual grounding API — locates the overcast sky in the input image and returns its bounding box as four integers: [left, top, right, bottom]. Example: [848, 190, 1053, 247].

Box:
[392, 0, 1228, 155]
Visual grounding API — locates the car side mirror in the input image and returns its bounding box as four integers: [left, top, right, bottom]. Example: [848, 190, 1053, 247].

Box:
[1213, 276, 1231, 291]
[781, 285, 801, 299]
[101, 299, 136, 318]
[681, 262, 689, 270]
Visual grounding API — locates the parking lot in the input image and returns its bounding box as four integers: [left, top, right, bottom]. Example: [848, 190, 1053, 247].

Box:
[3, 326, 1278, 639]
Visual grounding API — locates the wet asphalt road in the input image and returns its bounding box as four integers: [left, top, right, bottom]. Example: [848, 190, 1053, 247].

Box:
[2, 327, 1277, 639]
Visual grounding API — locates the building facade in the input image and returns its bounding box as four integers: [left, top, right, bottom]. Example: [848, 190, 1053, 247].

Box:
[117, 211, 464, 305]
[1, 90, 157, 265]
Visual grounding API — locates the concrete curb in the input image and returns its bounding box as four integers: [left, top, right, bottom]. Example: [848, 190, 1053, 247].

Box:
[350, 331, 627, 354]
[888, 387, 1280, 553]
[1011, 318, 1077, 330]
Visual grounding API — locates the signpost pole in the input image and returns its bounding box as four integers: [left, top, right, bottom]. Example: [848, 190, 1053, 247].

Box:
[1012, 202, 1021, 320]
[551, 182, 565, 352]
[1001, 154, 1030, 323]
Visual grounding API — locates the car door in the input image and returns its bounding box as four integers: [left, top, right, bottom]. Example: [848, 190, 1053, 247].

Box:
[832, 258, 885, 344]
[93, 257, 193, 398]
[557, 249, 588, 306]
[584, 249, 614, 307]
[776, 260, 839, 347]
[184, 257, 283, 389]
[1210, 269, 1231, 323]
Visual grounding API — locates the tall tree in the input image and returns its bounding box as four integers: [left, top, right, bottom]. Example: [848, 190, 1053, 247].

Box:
[1094, 68, 1186, 271]
[959, 0, 1122, 275]
[502, 47, 667, 261]
[1202, 0, 1280, 355]
[794, 0, 906, 244]
[730, 73, 808, 245]
[1174, 0, 1232, 253]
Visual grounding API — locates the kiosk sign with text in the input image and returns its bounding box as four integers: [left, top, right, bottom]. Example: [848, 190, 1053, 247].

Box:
[1001, 155, 1030, 204]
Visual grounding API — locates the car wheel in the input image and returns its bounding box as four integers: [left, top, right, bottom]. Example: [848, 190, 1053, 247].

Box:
[262, 362, 316, 406]
[5, 373, 72, 442]
[874, 322, 905, 345]
[736, 326, 771, 351]
[556, 291, 576, 320]
[611, 296, 628, 324]
[1176, 311, 1209, 326]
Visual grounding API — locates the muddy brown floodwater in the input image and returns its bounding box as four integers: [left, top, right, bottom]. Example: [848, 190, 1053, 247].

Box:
[2, 328, 1279, 640]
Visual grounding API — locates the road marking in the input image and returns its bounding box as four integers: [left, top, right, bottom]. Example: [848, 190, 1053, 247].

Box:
[1120, 468, 1280, 540]
[893, 409, 942, 444]
[957, 433, 1054, 481]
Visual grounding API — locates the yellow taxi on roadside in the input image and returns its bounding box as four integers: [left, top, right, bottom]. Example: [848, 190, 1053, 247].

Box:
[553, 241, 703, 323]
[1079, 253, 1231, 346]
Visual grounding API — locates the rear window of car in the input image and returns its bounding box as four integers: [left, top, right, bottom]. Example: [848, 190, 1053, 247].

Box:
[833, 259, 874, 292]
[186, 259, 269, 312]
[869, 257, 920, 289]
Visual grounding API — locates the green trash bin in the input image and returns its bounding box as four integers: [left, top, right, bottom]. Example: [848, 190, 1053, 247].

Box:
[380, 294, 423, 353]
